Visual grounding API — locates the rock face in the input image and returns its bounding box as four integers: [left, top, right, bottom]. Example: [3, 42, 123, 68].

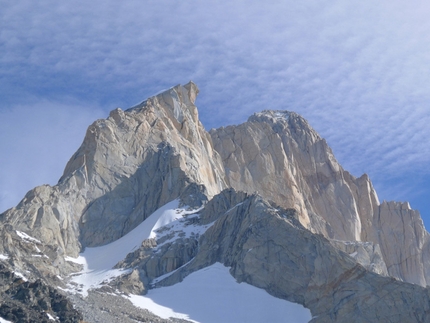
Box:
[371, 201, 430, 286]
[1, 82, 226, 253]
[148, 190, 430, 323]
[1, 82, 430, 322]
[0, 263, 83, 323]
[210, 110, 373, 241]
[210, 110, 430, 286]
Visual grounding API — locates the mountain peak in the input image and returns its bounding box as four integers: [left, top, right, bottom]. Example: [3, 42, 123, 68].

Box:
[128, 81, 199, 117]
[251, 109, 293, 122]
[154, 81, 199, 104]
[1, 83, 430, 322]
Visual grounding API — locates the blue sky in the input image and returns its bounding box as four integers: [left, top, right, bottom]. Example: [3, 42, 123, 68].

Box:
[1, 0, 430, 229]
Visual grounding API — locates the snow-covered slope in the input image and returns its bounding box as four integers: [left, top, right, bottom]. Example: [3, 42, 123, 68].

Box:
[66, 200, 186, 296]
[128, 262, 311, 323]
[65, 200, 311, 322]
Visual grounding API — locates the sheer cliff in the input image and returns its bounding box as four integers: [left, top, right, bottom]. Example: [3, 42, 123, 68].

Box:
[210, 109, 430, 286]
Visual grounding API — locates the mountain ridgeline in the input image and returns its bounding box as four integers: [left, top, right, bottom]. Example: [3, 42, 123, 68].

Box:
[1, 82, 430, 322]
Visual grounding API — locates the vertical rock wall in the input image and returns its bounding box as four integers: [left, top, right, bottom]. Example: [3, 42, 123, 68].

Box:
[210, 109, 430, 286]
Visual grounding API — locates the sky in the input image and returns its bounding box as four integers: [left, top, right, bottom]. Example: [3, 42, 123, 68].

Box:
[1, 0, 430, 228]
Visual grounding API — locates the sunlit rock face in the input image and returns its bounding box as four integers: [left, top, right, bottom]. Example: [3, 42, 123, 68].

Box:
[1, 82, 430, 322]
[211, 110, 367, 241]
[371, 201, 430, 286]
[2, 82, 227, 253]
[59, 82, 226, 248]
[210, 110, 430, 287]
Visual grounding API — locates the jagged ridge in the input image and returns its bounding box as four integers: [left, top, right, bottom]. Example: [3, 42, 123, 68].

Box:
[1, 82, 430, 322]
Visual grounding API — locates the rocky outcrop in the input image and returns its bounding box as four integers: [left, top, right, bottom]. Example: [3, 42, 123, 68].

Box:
[0, 263, 83, 323]
[114, 212, 202, 294]
[370, 201, 430, 286]
[153, 189, 430, 323]
[0, 223, 80, 286]
[0, 184, 82, 257]
[329, 240, 388, 276]
[69, 291, 193, 323]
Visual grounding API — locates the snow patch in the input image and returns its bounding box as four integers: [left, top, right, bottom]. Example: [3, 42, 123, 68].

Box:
[149, 203, 190, 239]
[255, 110, 291, 122]
[128, 263, 311, 323]
[66, 200, 191, 296]
[67, 268, 130, 297]
[152, 206, 212, 250]
[65, 256, 86, 265]
[46, 313, 57, 321]
[0, 317, 13, 323]
[274, 111, 290, 120]
[13, 271, 27, 282]
[0, 254, 8, 260]
[16, 230, 41, 244]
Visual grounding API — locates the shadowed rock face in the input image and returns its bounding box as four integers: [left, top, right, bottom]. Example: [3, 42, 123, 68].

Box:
[1, 82, 430, 322]
[147, 189, 430, 323]
[0, 263, 83, 323]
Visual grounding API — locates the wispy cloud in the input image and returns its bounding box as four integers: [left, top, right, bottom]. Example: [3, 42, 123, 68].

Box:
[1, 0, 430, 222]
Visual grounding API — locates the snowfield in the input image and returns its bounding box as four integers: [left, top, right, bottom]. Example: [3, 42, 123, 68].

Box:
[128, 262, 312, 323]
[64, 200, 311, 322]
[65, 200, 183, 296]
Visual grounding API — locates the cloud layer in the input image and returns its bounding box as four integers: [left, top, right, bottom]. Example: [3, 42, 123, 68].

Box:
[1, 0, 430, 224]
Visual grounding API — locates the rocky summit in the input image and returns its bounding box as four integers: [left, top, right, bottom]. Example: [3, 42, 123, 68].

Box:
[1, 82, 430, 323]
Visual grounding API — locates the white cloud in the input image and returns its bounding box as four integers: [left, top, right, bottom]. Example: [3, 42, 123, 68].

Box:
[1, 0, 430, 222]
